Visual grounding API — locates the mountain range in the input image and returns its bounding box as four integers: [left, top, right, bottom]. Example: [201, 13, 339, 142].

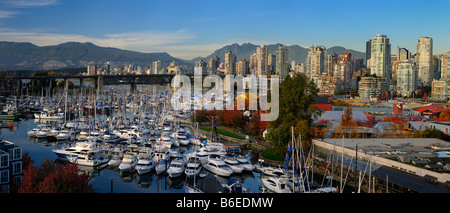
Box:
[0, 41, 187, 71]
[189, 43, 366, 65]
[0, 41, 366, 71]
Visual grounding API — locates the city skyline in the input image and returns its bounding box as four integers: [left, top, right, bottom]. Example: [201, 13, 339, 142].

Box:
[0, 0, 449, 60]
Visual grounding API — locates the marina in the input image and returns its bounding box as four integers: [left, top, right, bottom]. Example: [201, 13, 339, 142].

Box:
[3, 83, 450, 194]
[1, 85, 324, 193]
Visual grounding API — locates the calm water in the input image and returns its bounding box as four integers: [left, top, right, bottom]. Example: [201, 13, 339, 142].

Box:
[1, 118, 265, 193]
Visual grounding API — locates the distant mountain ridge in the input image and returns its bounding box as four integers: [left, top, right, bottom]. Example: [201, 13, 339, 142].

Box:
[0, 41, 188, 71]
[189, 42, 366, 65]
[0, 41, 366, 71]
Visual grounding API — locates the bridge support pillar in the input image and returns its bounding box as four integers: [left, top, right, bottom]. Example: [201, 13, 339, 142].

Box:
[130, 83, 137, 94]
[96, 76, 103, 95]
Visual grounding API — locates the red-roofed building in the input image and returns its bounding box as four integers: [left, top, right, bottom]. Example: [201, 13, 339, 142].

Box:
[313, 96, 332, 111]
[393, 104, 403, 115]
[414, 105, 444, 118]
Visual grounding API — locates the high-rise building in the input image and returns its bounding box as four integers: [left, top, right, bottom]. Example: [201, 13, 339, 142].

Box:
[432, 55, 441, 80]
[195, 60, 207, 75]
[167, 61, 181, 74]
[366, 40, 371, 67]
[306, 46, 326, 79]
[207, 56, 220, 75]
[256, 45, 268, 76]
[87, 64, 97, 76]
[353, 58, 364, 73]
[224, 51, 236, 75]
[334, 53, 352, 92]
[294, 63, 306, 75]
[398, 47, 410, 61]
[316, 74, 337, 96]
[431, 79, 450, 100]
[249, 53, 257, 75]
[152, 60, 161, 74]
[236, 59, 249, 76]
[416, 36, 433, 86]
[358, 76, 388, 99]
[276, 45, 289, 79]
[441, 53, 450, 79]
[326, 53, 336, 75]
[368, 34, 391, 85]
[268, 53, 276, 74]
[396, 60, 416, 97]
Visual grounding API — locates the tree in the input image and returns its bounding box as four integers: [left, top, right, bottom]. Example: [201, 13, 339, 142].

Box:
[48, 71, 58, 76]
[15, 153, 94, 193]
[413, 128, 444, 139]
[439, 108, 450, 121]
[246, 109, 268, 137]
[266, 74, 321, 156]
[221, 109, 245, 128]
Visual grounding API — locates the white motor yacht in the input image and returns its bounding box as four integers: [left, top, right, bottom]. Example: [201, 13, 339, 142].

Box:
[34, 110, 64, 120]
[153, 145, 170, 175]
[68, 150, 109, 167]
[108, 155, 122, 167]
[202, 154, 233, 177]
[176, 130, 190, 146]
[27, 128, 40, 137]
[261, 176, 292, 193]
[178, 138, 190, 146]
[27, 124, 52, 137]
[196, 142, 227, 163]
[36, 128, 51, 138]
[159, 136, 173, 149]
[155, 159, 168, 175]
[167, 156, 187, 178]
[55, 130, 75, 140]
[52, 141, 99, 160]
[103, 134, 121, 144]
[135, 147, 156, 175]
[77, 131, 89, 141]
[184, 156, 202, 178]
[259, 166, 286, 177]
[236, 155, 255, 172]
[224, 156, 244, 174]
[119, 152, 138, 172]
[103, 147, 126, 167]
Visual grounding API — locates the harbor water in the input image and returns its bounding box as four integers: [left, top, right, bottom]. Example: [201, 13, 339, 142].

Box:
[1, 118, 266, 193]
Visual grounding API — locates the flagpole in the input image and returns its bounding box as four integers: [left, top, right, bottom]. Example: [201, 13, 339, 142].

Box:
[292, 126, 295, 193]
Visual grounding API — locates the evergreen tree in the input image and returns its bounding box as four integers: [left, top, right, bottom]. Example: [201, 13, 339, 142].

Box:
[266, 74, 322, 156]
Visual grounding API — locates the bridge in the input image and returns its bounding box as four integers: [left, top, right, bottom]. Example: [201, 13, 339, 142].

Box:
[9, 74, 194, 94]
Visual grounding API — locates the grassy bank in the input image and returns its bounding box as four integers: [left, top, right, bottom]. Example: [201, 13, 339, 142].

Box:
[260, 145, 284, 162]
[199, 126, 246, 140]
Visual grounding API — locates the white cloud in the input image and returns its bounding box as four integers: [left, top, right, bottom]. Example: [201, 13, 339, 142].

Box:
[1, 0, 59, 7]
[100, 29, 195, 50]
[0, 10, 18, 19]
[0, 28, 214, 59]
[162, 43, 231, 60]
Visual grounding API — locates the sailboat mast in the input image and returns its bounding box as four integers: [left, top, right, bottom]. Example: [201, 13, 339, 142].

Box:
[64, 80, 68, 124]
[340, 135, 344, 193]
[291, 126, 295, 193]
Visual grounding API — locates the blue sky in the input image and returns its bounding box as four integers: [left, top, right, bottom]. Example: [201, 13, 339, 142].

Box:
[0, 0, 449, 59]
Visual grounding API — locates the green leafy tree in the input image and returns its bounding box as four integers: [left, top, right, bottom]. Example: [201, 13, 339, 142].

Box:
[266, 74, 322, 156]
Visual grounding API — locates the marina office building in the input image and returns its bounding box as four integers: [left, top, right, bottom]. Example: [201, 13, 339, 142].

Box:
[0, 139, 22, 193]
[313, 138, 450, 193]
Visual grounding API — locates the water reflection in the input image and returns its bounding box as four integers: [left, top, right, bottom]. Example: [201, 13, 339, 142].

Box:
[3, 117, 265, 193]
